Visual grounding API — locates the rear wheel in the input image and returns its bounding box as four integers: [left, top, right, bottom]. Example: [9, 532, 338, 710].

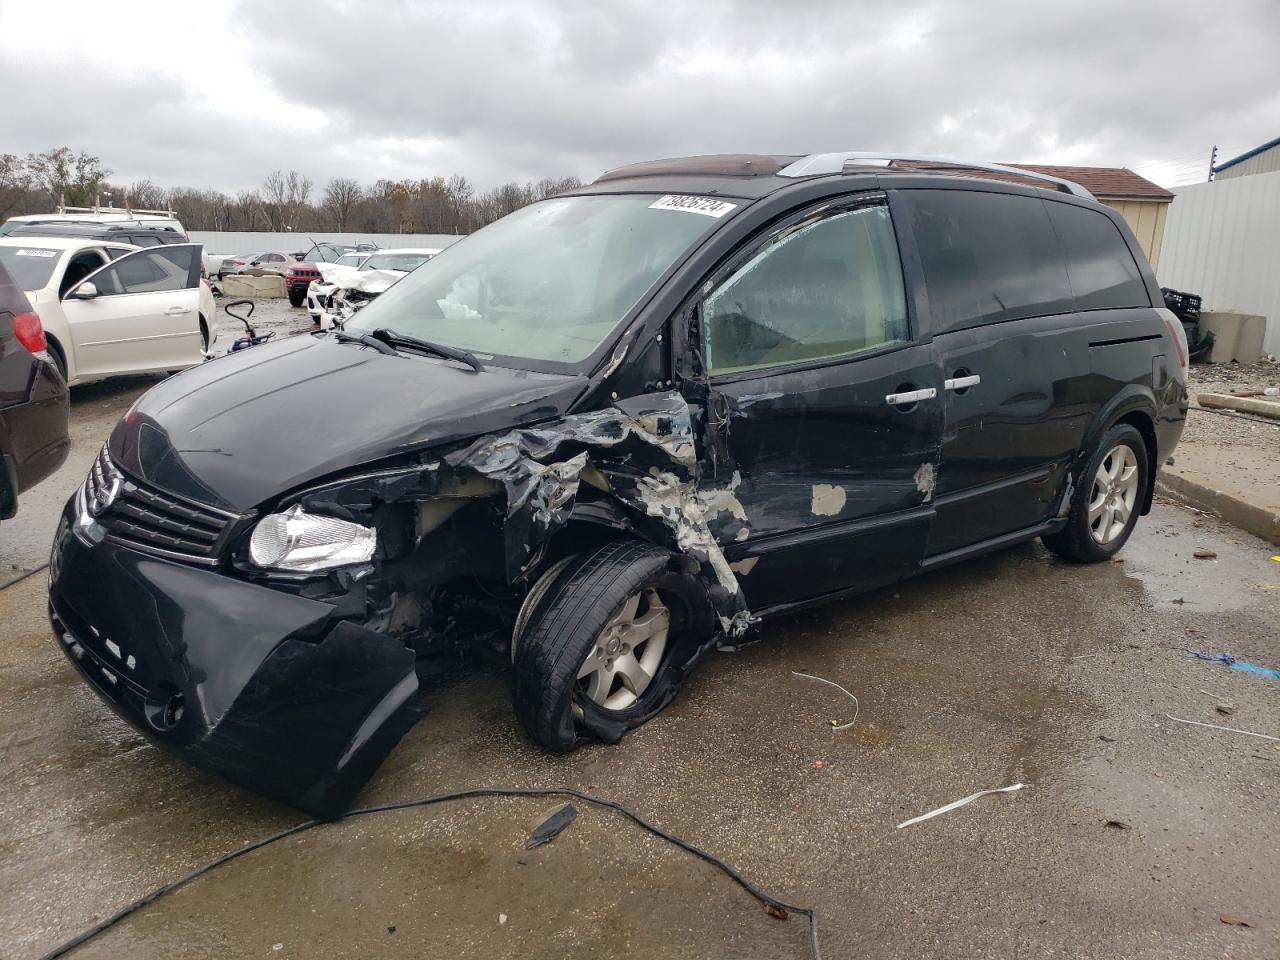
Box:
[199, 317, 211, 354]
[46, 338, 68, 382]
[1042, 423, 1147, 562]
[512, 539, 710, 751]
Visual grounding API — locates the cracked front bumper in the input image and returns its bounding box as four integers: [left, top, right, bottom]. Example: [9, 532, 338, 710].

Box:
[47, 498, 423, 819]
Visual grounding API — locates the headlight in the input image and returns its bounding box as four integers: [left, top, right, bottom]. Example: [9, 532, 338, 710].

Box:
[248, 504, 376, 572]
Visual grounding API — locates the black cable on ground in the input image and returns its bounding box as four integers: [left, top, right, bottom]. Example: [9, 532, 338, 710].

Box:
[0, 561, 48, 593]
[37, 786, 822, 960]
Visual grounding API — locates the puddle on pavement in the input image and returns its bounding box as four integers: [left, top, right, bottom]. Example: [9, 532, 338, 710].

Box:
[1116, 511, 1260, 612]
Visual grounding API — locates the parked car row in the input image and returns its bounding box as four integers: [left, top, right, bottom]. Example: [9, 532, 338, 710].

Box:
[42, 152, 1188, 819]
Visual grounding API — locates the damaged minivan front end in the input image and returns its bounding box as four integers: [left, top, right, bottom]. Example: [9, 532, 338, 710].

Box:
[49, 188, 753, 817]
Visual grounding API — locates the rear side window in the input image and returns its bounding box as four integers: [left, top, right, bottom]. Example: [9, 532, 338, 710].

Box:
[91, 247, 199, 295]
[703, 205, 909, 375]
[0, 247, 61, 290]
[901, 190, 1072, 335]
[1045, 201, 1149, 311]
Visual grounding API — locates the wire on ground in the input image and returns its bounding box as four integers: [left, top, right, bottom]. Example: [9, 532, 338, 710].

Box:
[37, 786, 823, 960]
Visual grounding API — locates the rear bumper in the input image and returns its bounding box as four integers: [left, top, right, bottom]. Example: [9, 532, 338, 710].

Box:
[48, 496, 423, 818]
[0, 357, 69, 517]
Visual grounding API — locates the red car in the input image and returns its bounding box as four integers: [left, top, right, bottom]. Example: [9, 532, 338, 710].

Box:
[285, 242, 377, 307]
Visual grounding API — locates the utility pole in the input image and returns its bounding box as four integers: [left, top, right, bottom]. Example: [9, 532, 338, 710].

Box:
[1208, 144, 1218, 182]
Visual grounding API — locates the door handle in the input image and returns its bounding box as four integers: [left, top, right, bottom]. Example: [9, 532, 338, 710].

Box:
[884, 387, 937, 405]
[165, 306, 191, 316]
[944, 374, 981, 391]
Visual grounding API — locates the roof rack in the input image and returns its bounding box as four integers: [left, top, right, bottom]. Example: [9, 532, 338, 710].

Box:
[57, 206, 180, 218]
[776, 152, 1093, 198]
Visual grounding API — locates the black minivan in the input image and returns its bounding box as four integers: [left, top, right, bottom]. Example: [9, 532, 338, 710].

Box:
[49, 154, 1188, 816]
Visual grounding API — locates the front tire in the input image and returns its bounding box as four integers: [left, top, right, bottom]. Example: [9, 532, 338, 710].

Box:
[1042, 424, 1147, 563]
[288, 287, 307, 308]
[512, 539, 710, 751]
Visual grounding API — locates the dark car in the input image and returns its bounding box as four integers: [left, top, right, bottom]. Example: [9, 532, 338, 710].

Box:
[48, 153, 1188, 817]
[0, 262, 69, 523]
[6, 221, 190, 247]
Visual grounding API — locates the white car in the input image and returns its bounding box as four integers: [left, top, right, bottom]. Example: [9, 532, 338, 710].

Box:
[0, 238, 210, 386]
[306, 248, 440, 327]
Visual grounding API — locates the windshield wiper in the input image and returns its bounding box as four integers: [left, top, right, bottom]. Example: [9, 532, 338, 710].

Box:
[368, 327, 484, 373]
[332, 329, 398, 356]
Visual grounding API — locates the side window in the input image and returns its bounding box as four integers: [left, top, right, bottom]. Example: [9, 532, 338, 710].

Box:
[104, 246, 134, 260]
[703, 205, 909, 375]
[1045, 202, 1149, 311]
[89, 247, 199, 296]
[903, 190, 1072, 335]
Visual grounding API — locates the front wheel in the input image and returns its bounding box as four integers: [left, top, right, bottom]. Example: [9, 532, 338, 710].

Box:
[1042, 423, 1148, 562]
[287, 287, 307, 308]
[512, 539, 710, 751]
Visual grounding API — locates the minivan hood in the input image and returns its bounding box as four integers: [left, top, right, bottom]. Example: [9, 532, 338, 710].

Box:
[108, 334, 586, 513]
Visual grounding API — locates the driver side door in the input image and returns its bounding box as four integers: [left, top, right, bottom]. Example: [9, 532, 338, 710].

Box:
[61, 244, 203, 381]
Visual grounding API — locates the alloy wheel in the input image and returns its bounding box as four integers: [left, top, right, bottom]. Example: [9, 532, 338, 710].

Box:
[1087, 444, 1139, 545]
[576, 588, 670, 711]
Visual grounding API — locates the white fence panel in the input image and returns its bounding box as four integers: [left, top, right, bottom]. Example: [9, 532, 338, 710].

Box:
[1158, 171, 1280, 355]
[187, 231, 464, 255]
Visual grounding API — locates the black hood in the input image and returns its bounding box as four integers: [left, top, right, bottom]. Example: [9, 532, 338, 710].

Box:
[108, 335, 585, 513]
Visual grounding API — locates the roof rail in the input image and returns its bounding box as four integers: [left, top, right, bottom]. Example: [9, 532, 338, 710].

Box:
[776, 152, 1094, 198]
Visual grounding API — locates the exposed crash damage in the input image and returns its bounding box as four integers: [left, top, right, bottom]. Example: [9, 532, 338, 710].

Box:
[49, 390, 750, 819]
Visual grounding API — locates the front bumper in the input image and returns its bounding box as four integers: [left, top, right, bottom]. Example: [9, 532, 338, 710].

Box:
[48, 496, 423, 819]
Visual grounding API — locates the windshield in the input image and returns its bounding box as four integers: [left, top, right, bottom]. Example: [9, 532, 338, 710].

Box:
[0, 246, 62, 290]
[346, 194, 735, 370]
[362, 252, 434, 272]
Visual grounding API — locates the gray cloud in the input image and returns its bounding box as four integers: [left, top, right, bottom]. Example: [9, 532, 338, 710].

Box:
[1, 0, 1276, 193]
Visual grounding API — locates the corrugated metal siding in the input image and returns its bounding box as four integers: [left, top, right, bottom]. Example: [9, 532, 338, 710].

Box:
[1157, 170, 1280, 354]
[1215, 143, 1280, 180]
[186, 231, 464, 254]
[1099, 198, 1169, 270]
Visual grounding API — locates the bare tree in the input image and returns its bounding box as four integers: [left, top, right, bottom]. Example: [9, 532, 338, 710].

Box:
[126, 179, 168, 210]
[282, 171, 312, 231]
[260, 171, 287, 230]
[323, 177, 362, 230]
[234, 189, 261, 230]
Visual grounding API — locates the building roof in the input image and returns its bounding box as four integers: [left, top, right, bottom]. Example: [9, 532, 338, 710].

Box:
[883, 161, 1173, 201]
[1214, 136, 1280, 173]
[1005, 165, 1174, 200]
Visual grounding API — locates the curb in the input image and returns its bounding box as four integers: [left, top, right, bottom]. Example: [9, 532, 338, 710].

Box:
[1156, 472, 1280, 546]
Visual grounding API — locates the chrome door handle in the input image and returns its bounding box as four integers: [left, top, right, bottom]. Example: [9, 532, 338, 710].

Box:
[884, 387, 937, 405]
[944, 374, 981, 391]
[165, 306, 191, 315]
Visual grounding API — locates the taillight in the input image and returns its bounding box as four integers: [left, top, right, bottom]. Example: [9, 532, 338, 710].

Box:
[1159, 309, 1189, 378]
[13, 311, 47, 354]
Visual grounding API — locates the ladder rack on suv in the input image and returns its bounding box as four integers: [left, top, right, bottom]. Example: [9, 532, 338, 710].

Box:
[775, 152, 1093, 198]
[57, 206, 180, 218]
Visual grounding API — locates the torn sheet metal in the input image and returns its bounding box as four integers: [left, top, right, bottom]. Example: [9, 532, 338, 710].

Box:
[446, 391, 752, 637]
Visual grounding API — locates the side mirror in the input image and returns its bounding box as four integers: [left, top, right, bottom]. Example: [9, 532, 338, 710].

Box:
[70, 282, 98, 300]
[250, 260, 261, 266]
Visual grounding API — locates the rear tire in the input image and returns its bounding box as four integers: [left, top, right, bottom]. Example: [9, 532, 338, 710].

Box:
[46, 339, 68, 383]
[1042, 423, 1147, 563]
[199, 317, 211, 354]
[512, 539, 710, 751]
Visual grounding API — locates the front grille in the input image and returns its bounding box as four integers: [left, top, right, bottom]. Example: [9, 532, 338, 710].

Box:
[85, 445, 240, 563]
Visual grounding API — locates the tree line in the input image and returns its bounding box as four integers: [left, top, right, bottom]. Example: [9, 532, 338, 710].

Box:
[0, 147, 584, 235]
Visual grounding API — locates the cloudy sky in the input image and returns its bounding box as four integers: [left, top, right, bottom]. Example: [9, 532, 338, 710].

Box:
[2, 0, 1277, 194]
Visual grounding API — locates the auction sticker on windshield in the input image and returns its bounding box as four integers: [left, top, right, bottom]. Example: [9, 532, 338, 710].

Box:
[15, 248, 58, 257]
[649, 195, 738, 218]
